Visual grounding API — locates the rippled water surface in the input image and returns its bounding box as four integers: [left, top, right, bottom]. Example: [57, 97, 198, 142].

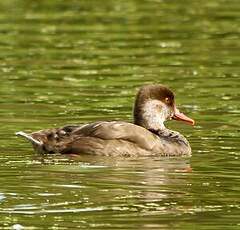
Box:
[0, 0, 239, 229]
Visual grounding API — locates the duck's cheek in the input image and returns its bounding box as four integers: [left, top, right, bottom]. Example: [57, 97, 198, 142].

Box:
[165, 108, 173, 120]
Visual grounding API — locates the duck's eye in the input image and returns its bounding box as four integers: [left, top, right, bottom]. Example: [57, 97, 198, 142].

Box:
[165, 97, 170, 103]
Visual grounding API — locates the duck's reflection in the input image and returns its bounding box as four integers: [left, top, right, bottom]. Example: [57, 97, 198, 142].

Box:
[34, 153, 192, 201]
[17, 154, 193, 229]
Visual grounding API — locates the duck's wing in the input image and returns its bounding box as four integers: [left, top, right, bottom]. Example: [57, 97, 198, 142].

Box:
[70, 121, 159, 150]
[16, 121, 160, 155]
[60, 121, 160, 156]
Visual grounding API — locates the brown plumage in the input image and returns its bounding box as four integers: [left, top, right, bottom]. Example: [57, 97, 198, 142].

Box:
[16, 84, 195, 157]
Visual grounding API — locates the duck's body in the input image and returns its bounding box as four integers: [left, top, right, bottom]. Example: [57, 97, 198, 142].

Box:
[16, 84, 194, 157]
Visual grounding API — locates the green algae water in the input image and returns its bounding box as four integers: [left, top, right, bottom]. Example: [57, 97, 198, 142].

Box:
[0, 0, 240, 229]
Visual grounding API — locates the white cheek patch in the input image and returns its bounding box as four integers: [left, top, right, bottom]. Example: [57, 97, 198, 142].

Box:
[142, 100, 171, 130]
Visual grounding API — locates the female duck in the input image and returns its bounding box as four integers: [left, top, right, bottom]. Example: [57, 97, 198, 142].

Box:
[16, 84, 194, 156]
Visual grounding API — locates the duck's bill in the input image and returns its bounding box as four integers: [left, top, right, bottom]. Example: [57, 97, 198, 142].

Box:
[172, 109, 195, 126]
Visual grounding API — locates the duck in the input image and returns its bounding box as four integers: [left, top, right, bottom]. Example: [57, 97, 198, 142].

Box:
[16, 84, 195, 157]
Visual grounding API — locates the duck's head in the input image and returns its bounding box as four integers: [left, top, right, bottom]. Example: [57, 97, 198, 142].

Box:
[133, 84, 194, 130]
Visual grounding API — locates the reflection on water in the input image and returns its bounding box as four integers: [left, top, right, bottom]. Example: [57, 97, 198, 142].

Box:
[0, 0, 240, 229]
[0, 155, 193, 226]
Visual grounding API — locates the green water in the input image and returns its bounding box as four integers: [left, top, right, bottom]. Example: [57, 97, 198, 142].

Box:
[0, 0, 239, 229]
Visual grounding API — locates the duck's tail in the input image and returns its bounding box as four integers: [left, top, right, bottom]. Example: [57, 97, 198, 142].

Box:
[16, 131, 43, 147]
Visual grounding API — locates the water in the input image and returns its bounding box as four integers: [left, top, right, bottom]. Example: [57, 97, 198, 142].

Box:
[0, 0, 239, 229]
